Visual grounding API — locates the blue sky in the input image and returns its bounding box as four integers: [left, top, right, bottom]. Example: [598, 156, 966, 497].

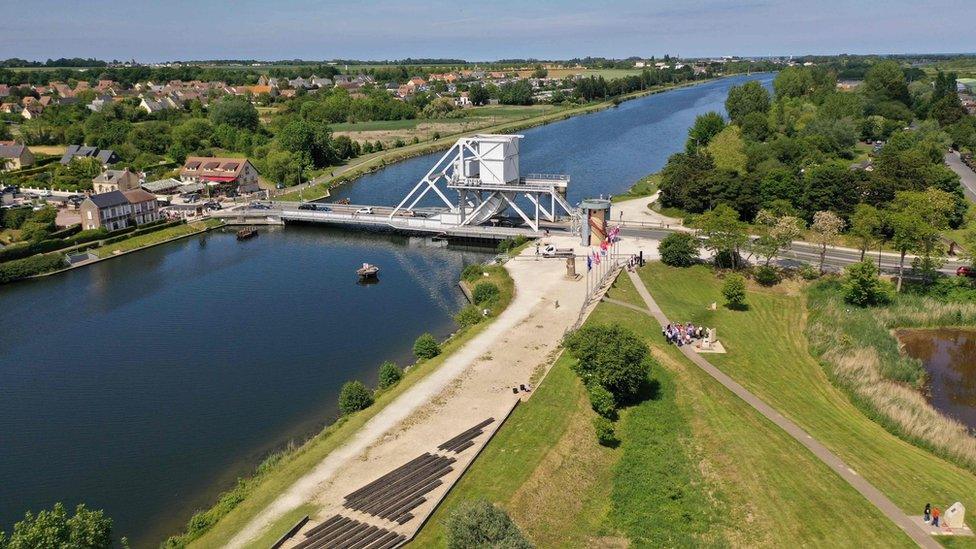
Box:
[3, 0, 973, 62]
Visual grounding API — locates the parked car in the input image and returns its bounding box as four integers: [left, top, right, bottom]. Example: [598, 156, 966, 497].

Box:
[957, 266, 976, 278]
[356, 207, 373, 215]
[249, 202, 271, 210]
[275, 183, 286, 190]
[204, 201, 221, 210]
[298, 203, 318, 210]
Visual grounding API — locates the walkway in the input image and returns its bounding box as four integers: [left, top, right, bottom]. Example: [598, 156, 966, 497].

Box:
[623, 269, 939, 549]
[946, 151, 976, 203]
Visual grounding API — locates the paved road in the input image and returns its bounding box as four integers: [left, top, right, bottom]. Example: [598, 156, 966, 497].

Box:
[623, 269, 939, 549]
[946, 151, 976, 203]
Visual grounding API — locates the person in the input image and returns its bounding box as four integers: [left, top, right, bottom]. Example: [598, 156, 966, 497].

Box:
[535, 242, 540, 257]
[924, 503, 932, 523]
[932, 506, 941, 527]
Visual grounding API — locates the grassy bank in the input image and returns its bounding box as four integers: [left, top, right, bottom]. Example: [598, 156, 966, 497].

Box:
[806, 280, 976, 470]
[411, 271, 912, 547]
[94, 219, 222, 259]
[178, 262, 514, 549]
[279, 78, 717, 203]
[611, 173, 660, 203]
[638, 263, 976, 543]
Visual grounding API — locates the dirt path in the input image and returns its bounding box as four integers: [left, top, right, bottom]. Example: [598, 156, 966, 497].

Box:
[613, 194, 686, 229]
[624, 269, 939, 549]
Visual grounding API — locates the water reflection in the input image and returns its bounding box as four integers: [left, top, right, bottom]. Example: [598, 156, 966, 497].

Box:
[898, 329, 976, 429]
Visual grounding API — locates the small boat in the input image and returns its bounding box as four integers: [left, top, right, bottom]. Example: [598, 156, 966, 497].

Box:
[236, 228, 257, 240]
[357, 262, 379, 278]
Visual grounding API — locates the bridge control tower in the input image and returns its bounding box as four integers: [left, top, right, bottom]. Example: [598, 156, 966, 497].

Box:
[390, 134, 578, 231]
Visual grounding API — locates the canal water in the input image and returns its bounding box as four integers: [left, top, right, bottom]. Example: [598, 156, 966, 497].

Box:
[0, 73, 772, 546]
[898, 328, 976, 431]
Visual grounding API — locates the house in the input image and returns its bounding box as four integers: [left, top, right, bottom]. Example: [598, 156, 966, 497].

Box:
[455, 92, 471, 107]
[79, 189, 160, 231]
[142, 177, 182, 195]
[180, 156, 260, 194]
[20, 104, 43, 119]
[92, 169, 141, 194]
[0, 141, 35, 171]
[0, 102, 22, 114]
[310, 76, 333, 88]
[139, 95, 182, 114]
[0, 84, 9, 98]
[60, 145, 119, 166]
[123, 189, 161, 225]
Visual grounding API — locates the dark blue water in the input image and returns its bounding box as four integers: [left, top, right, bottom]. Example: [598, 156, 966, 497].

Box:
[329, 74, 774, 208]
[0, 73, 772, 547]
[0, 227, 488, 546]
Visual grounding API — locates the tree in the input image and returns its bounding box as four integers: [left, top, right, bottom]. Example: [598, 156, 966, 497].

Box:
[276, 119, 336, 168]
[887, 189, 954, 290]
[725, 80, 771, 123]
[685, 111, 726, 152]
[721, 274, 747, 309]
[0, 502, 114, 549]
[209, 97, 259, 131]
[338, 380, 374, 415]
[809, 211, 845, 274]
[843, 260, 893, 307]
[705, 125, 747, 174]
[692, 204, 747, 269]
[563, 323, 652, 401]
[446, 499, 532, 549]
[802, 162, 861, 220]
[750, 209, 804, 265]
[658, 232, 700, 267]
[377, 361, 403, 390]
[848, 204, 883, 261]
[773, 66, 814, 99]
[739, 111, 770, 141]
[468, 84, 490, 106]
[863, 61, 910, 106]
[413, 333, 441, 360]
[497, 80, 533, 105]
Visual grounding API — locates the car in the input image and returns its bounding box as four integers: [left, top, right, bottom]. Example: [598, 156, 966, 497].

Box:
[298, 203, 318, 210]
[204, 201, 222, 210]
[355, 207, 373, 215]
[275, 183, 286, 190]
[249, 202, 271, 210]
[957, 266, 976, 278]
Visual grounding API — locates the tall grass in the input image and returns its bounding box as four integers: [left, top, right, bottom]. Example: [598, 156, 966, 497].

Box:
[806, 280, 976, 470]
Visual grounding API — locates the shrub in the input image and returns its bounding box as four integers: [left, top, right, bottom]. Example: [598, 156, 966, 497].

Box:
[413, 332, 441, 360]
[587, 383, 617, 419]
[754, 265, 780, 286]
[593, 416, 618, 447]
[338, 380, 374, 415]
[564, 323, 653, 401]
[797, 263, 820, 280]
[843, 260, 894, 307]
[461, 263, 484, 282]
[446, 499, 532, 549]
[472, 282, 500, 305]
[658, 233, 699, 267]
[721, 274, 747, 309]
[377, 361, 403, 390]
[455, 304, 484, 328]
[0, 252, 66, 283]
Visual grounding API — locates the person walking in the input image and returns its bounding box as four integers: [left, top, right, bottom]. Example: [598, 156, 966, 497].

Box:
[924, 503, 932, 523]
[932, 506, 941, 528]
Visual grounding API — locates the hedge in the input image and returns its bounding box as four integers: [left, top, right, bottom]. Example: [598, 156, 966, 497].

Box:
[0, 253, 67, 284]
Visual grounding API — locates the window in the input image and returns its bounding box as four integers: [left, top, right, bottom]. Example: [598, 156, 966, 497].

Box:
[87, 211, 93, 220]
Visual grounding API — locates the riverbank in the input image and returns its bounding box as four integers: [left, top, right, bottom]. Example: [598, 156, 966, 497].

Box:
[278, 77, 732, 203]
[178, 263, 515, 548]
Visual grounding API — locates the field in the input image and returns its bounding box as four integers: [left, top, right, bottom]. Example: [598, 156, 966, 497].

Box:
[411, 269, 916, 547]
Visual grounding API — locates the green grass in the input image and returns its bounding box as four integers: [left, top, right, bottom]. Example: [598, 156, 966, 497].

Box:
[330, 119, 422, 132]
[411, 271, 914, 547]
[185, 264, 514, 549]
[638, 263, 976, 546]
[612, 173, 660, 203]
[247, 504, 319, 549]
[94, 221, 213, 258]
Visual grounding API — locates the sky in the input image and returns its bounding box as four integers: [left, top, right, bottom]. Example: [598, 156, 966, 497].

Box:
[2, 0, 973, 62]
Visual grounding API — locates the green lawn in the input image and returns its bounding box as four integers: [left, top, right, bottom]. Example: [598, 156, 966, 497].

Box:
[411, 271, 914, 547]
[330, 119, 422, 132]
[94, 221, 216, 258]
[638, 263, 976, 546]
[612, 173, 660, 203]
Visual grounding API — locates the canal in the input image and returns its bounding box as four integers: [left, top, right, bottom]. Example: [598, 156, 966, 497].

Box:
[898, 328, 976, 431]
[0, 73, 773, 546]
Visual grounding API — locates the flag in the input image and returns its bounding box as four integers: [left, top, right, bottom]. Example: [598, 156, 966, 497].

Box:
[586, 255, 592, 271]
[600, 239, 609, 251]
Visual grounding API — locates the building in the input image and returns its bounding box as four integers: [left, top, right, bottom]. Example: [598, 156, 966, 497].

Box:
[20, 104, 43, 119]
[60, 145, 119, 166]
[123, 188, 161, 225]
[0, 141, 34, 171]
[180, 157, 260, 194]
[92, 169, 141, 194]
[79, 189, 159, 230]
[142, 177, 182, 195]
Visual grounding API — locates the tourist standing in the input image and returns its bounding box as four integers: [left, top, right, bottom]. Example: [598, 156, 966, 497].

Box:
[924, 503, 931, 523]
[932, 506, 941, 527]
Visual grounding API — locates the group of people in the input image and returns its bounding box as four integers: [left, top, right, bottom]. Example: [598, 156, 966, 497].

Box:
[663, 322, 707, 346]
[626, 253, 643, 271]
[924, 503, 942, 527]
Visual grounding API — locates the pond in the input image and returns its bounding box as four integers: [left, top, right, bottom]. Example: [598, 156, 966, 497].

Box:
[898, 328, 976, 430]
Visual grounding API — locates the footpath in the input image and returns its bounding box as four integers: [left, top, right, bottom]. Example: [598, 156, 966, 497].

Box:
[623, 269, 939, 549]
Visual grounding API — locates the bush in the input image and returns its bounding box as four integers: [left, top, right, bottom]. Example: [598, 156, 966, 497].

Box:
[843, 260, 894, 307]
[377, 361, 403, 390]
[658, 233, 700, 267]
[563, 323, 653, 401]
[413, 332, 441, 360]
[721, 274, 747, 309]
[461, 263, 484, 282]
[0, 252, 66, 283]
[338, 380, 374, 415]
[587, 383, 617, 419]
[593, 416, 618, 447]
[496, 234, 529, 253]
[446, 499, 532, 549]
[797, 263, 820, 280]
[455, 304, 484, 328]
[472, 281, 500, 305]
[753, 265, 780, 286]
